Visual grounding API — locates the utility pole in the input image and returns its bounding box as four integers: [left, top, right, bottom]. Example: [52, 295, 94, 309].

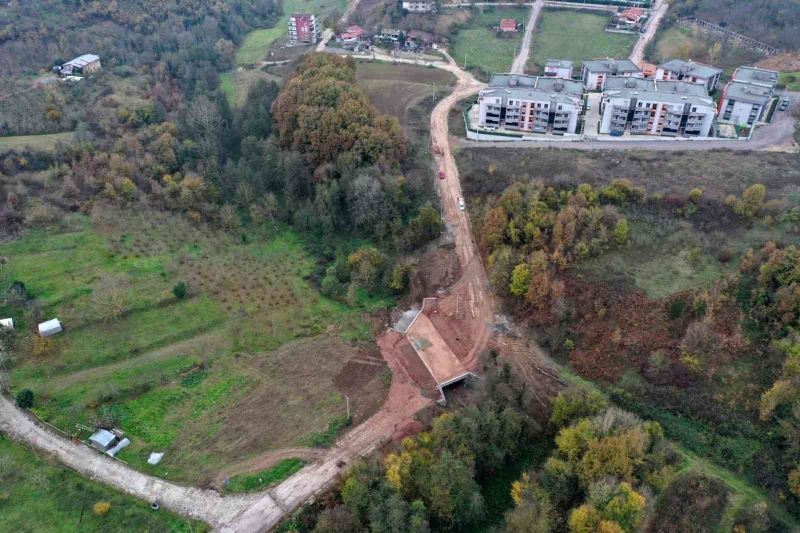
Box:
[464, 52, 467, 70]
[345, 396, 351, 419]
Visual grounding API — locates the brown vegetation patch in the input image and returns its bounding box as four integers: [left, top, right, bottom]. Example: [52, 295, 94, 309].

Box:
[197, 335, 388, 461]
[757, 52, 800, 72]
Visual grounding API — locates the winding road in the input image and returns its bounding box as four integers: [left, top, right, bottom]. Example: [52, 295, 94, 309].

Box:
[0, 1, 725, 531]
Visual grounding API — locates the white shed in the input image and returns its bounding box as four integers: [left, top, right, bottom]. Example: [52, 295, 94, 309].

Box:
[88, 429, 118, 451]
[0, 318, 13, 329]
[38, 318, 62, 337]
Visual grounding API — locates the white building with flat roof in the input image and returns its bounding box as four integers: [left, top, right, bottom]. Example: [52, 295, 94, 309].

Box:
[478, 73, 584, 134]
[544, 59, 574, 79]
[655, 59, 723, 92]
[581, 58, 642, 91]
[600, 77, 716, 137]
[718, 66, 778, 126]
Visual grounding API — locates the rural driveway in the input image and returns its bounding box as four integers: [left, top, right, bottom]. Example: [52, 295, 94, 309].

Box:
[510, 0, 543, 74]
[630, 0, 668, 66]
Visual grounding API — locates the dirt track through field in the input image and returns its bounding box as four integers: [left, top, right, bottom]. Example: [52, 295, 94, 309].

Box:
[629, 0, 668, 66]
[0, 17, 542, 533]
[510, 0, 543, 74]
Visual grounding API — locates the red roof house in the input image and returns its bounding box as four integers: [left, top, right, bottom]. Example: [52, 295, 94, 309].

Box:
[499, 19, 518, 32]
[620, 7, 644, 23]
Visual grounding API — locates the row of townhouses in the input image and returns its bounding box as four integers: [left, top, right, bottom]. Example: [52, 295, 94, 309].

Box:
[477, 57, 780, 138]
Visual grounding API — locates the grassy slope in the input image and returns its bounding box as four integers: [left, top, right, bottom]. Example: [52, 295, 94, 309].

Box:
[0, 132, 74, 152]
[527, 9, 637, 73]
[448, 7, 527, 79]
[2, 211, 384, 483]
[648, 26, 763, 76]
[0, 440, 204, 532]
[355, 62, 456, 127]
[235, 0, 347, 65]
[225, 458, 306, 493]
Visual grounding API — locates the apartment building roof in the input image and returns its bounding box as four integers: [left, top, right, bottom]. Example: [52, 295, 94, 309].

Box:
[659, 59, 722, 79]
[484, 73, 583, 105]
[546, 59, 574, 69]
[604, 76, 715, 106]
[582, 58, 640, 74]
[732, 66, 779, 89]
[724, 80, 773, 105]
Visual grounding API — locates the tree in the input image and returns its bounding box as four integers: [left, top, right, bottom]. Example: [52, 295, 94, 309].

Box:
[568, 504, 602, 533]
[789, 466, 800, 499]
[172, 281, 187, 300]
[509, 263, 531, 297]
[15, 389, 34, 409]
[613, 218, 629, 245]
[550, 387, 608, 428]
[734, 183, 766, 218]
[347, 246, 386, 293]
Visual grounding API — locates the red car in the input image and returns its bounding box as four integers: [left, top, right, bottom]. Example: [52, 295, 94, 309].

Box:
[438, 169, 445, 180]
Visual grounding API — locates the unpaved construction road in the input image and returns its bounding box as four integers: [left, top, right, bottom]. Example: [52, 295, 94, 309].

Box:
[0, 17, 530, 533]
[510, 1, 543, 74]
[630, 0, 668, 66]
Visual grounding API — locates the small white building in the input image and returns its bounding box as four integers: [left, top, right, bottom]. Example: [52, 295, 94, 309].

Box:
[655, 59, 723, 93]
[581, 58, 642, 91]
[599, 77, 717, 137]
[544, 59, 574, 80]
[478, 73, 584, 134]
[57, 54, 101, 76]
[89, 429, 118, 452]
[718, 66, 778, 126]
[38, 318, 62, 337]
[402, 1, 436, 13]
[0, 318, 13, 329]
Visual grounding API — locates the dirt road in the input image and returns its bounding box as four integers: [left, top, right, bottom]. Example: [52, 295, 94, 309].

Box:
[630, 0, 668, 66]
[0, 34, 518, 533]
[510, 0, 543, 74]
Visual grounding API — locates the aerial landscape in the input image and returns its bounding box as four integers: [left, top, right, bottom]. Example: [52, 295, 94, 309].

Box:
[1, 0, 800, 531]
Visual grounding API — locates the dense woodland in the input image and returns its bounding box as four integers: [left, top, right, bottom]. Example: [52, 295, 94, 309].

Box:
[469, 177, 800, 526]
[670, 0, 800, 50]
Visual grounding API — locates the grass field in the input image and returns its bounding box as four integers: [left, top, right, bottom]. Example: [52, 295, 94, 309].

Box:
[0, 131, 74, 153]
[778, 71, 800, 90]
[2, 209, 389, 484]
[0, 440, 203, 532]
[355, 62, 456, 127]
[235, 0, 346, 65]
[225, 458, 305, 493]
[648, 26, 763, 76]
[220, 69, 281, 106]
[448, 6, 527, 80]
[527, 9, 637, 74]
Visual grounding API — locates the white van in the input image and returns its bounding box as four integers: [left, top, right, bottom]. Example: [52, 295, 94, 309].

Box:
[458, 197, 465, 211]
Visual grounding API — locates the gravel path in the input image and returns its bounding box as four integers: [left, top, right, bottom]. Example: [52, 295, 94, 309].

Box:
[510, 0, 543, 74]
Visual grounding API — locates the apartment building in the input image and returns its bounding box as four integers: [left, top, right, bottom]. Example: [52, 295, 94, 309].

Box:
[478, 74, 584, 134]
[599, 77, 716, 137]
[718, 66, 778, 125]
[581, 59, 642, 91]
[655, 59, 723, 92]
[544, 59, 574, 80]
[288, 14, 319, 43]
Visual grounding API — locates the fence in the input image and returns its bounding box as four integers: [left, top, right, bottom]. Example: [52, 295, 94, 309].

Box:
[676, 18, 782, 56]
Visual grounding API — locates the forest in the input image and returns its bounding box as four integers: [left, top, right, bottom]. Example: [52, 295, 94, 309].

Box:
[669, 0, 800, 50]
[463, 174, 800, 527]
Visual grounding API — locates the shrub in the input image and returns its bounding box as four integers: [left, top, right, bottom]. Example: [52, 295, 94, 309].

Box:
[688, 188, 703, 204]
[92, 501, 111, 516]
[15, 389, 34, 409]
[733, 184, 766, 218]
[172, 281, 187, 300]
